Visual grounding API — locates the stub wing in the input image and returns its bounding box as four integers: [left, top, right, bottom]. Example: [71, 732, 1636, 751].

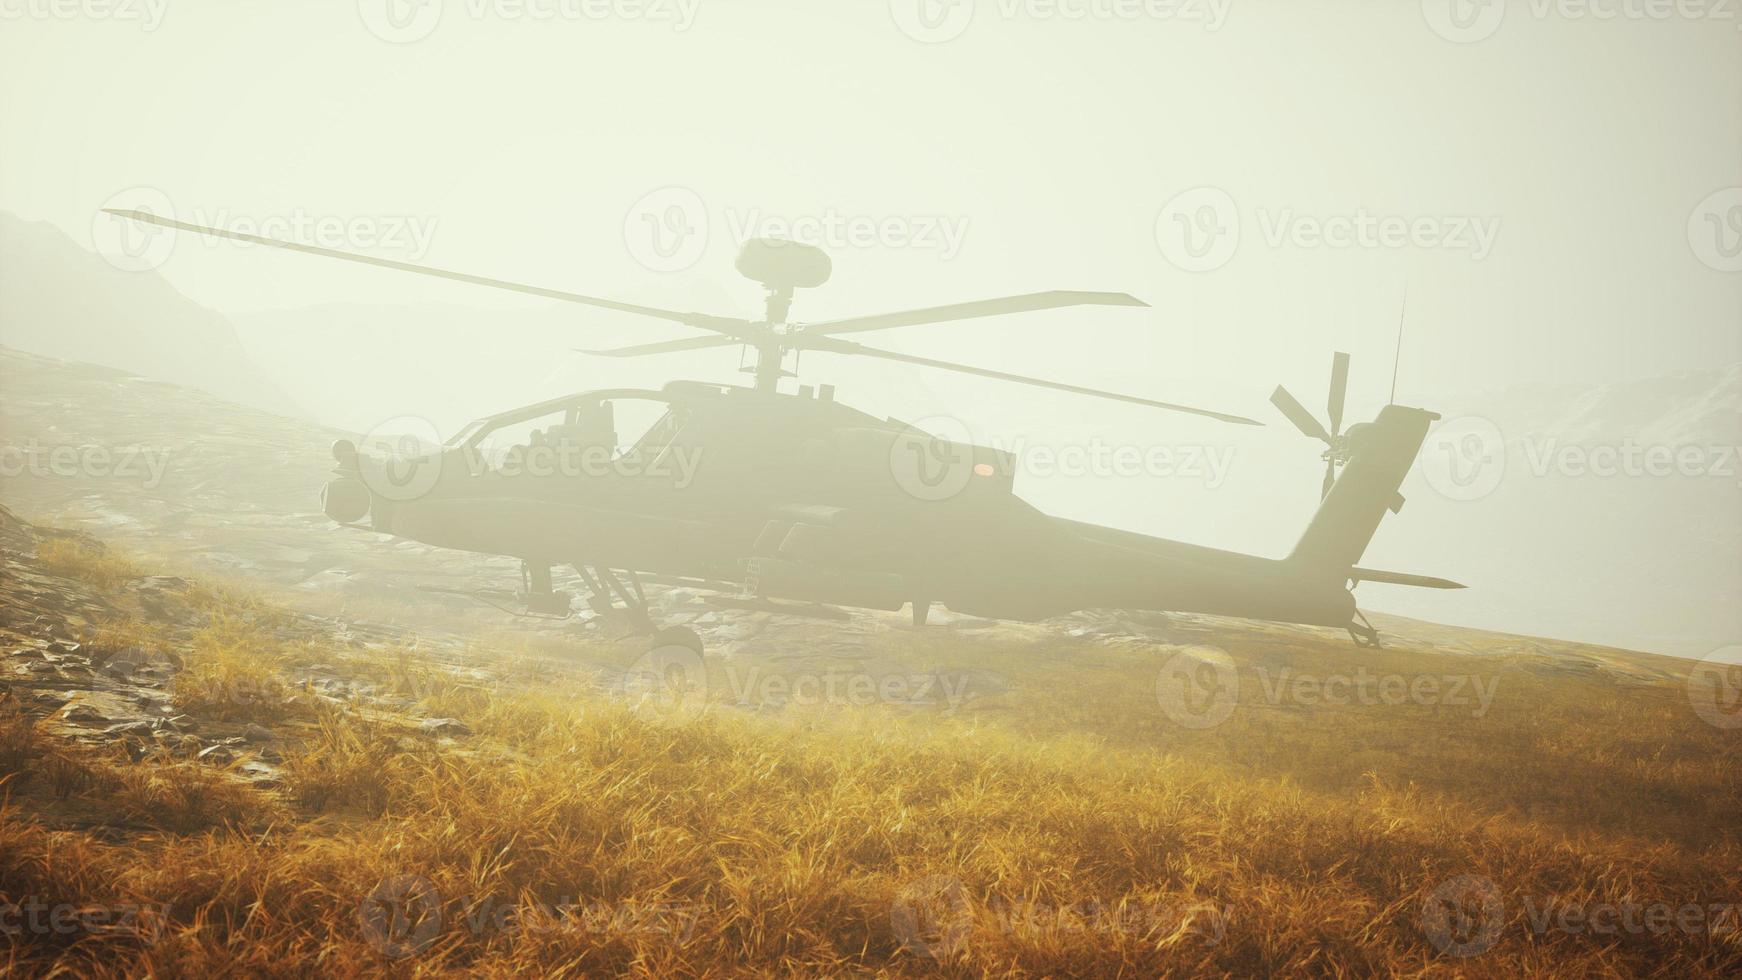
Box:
[1348, 567, 1467, 590]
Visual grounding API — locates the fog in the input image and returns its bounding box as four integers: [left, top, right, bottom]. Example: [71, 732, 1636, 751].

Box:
[1, 0, 1738, 655]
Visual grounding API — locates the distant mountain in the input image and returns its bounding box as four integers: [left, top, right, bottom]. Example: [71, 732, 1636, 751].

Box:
[1367, 366, 1742, 659]
[1470, 364, 1742, 448]
[0, 212, 299, 417]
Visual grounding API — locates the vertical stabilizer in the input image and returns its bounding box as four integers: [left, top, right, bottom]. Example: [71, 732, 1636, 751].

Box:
[1286, 405, 1437, 572]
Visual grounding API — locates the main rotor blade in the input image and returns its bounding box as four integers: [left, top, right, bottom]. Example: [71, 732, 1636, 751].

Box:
[1327, 351, 1350, 436]
[801, 337, 1260, 425]
[1270, 386, 1332, 443]
[576, 336, 738, 357]
[100, 208, 756, 339]
[800, 290, 1148, 337]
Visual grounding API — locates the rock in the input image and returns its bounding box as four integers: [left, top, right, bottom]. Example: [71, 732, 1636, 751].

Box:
[196, 745, 235, 765]
[240, 723, 274, 743]
[419, 717, 473, 737]
[46, 640, 81, 655]
[61, 704, 109, 725]
[104, 721, 155, 738]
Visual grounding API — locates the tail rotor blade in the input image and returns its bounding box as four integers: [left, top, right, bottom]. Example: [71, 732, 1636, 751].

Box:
[1327, 351, 1350, 436]
[1270, 386, 1332, 443]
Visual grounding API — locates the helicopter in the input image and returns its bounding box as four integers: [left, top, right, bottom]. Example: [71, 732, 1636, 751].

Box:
[104, 208, 1464, 650]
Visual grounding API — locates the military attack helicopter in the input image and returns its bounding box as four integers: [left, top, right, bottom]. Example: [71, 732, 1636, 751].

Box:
[105, 208, 1463, 651]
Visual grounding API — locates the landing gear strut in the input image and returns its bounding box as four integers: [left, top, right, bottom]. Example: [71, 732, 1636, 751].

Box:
[1347, 610, 1382, 649]
[911, 599, 931, 627]
[520, 561, 573, 617]
[572, 562, 704, 655]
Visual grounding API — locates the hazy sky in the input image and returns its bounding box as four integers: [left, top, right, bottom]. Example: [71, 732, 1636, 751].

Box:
[1, 2, 1738, 652]
[3, 0, 1737, 404]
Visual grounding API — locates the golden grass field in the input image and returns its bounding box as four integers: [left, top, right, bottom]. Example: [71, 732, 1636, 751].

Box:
[2, 544, 1739, 977]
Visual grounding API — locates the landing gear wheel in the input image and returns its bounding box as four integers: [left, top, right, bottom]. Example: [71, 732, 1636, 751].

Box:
[1347, 610, 1382, 649]
[649, 625, 703, 656]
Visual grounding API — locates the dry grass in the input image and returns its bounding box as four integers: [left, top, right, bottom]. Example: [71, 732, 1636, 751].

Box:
[34, 536, 140, 592]
[1, 595, 1737, 976]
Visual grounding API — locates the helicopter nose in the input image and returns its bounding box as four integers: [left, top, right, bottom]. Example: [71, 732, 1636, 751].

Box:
[321, 476, 372, 524]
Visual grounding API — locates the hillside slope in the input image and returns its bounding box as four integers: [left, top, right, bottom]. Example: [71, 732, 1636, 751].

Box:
[0, 212, 298, 416]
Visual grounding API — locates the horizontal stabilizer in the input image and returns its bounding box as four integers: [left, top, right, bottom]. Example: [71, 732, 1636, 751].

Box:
[1349, 567, 1466, 590]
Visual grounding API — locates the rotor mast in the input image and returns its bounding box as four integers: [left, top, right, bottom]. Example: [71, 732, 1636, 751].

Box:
[737, 240, 829, 393]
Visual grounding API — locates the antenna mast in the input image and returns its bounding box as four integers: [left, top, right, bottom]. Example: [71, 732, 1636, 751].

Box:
[1389, 287, 1408, 405]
